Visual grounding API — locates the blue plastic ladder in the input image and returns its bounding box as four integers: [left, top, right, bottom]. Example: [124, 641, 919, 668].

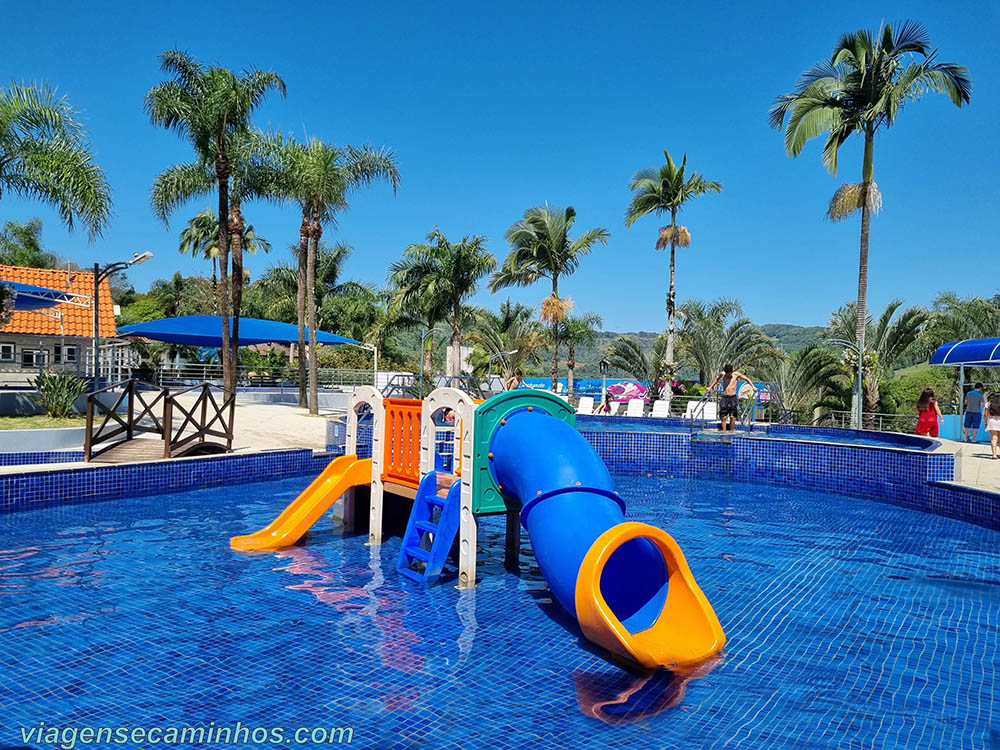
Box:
[396, 471, 462, 585]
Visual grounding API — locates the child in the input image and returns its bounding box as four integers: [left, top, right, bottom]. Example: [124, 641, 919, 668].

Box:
[986, 393, 1000, 459]
[597, 392, 613, 415]
[915, 388, 943, 438]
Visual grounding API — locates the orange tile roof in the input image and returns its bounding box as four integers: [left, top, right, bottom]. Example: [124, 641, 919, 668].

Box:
[0, 264, 117, 338]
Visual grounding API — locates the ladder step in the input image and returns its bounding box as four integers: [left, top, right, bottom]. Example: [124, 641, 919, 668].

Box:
[426, 496, 446, 507]
[405, 545, 431, 562]
[397, 566, 425, 583]
[415, 520, 438, 534]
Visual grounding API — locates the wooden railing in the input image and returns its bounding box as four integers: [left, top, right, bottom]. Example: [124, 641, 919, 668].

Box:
[382, 398, 423, 487]
[163, 383, 236, 460]
[84, 379, 234, 461]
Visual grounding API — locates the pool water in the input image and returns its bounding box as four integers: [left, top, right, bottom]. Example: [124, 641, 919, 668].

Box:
[1, 475, 997, 748]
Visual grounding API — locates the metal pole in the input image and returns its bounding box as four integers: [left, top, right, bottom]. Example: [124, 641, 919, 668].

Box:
[92, 262, 100, 382]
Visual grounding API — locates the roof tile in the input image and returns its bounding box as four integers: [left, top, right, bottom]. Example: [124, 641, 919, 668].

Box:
[0, 265, 117, 338]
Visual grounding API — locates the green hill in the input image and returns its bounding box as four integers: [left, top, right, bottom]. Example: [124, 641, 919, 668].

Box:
[760, 323, 825, 353]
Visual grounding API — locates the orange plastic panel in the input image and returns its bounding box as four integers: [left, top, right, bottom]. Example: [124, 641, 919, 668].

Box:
[382, 398, 423, 487]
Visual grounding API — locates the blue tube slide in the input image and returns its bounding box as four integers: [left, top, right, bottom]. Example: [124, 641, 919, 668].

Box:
[488, 408, 668, 633]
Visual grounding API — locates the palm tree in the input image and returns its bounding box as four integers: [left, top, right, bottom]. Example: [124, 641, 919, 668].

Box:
[770, 21, 970, 415]
[273, 135, 400, 413]
[677, 298, 783, 384]
[0, 82, 112, 237]
[469, 299, 547, 382]
[624, 151, 721, 378]
[826, 299, 927, 417]
[773, 344, 846, 419]
[0, 219, 63, 268]
[491, 204, 609, 389]
[178, 209, 270, 287]
[389, 229, 496, 378]
[558, 313, 603, 399]
[606, 334, 670, 396]
[145, 49, 286, 394]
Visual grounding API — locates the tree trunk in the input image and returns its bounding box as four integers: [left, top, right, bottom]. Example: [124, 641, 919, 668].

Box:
[567, 340, 576, 400]
[307, 210, 320, 415]
[664, 207, 677, 378]
[550, 276, 559, 390]
[214, 150, 233, 396]
[450, 305, 463, 378]
[229, 202, 244, 386]
[296, 210, 309, 408]
[856, 130, 875, 428]
[423, 331, 434, 380]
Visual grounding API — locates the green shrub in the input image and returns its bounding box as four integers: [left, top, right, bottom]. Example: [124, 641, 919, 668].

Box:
[32, 371, 89, 418]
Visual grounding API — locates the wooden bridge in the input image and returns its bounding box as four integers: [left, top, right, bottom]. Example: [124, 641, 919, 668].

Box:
[84, 379, 235, 463]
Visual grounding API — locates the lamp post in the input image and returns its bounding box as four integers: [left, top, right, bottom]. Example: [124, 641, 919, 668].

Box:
[93, 252, 153, 381]
[826, 338, 864, 429]
[487, 349, 518, 389]
[418, 327, 442, 387]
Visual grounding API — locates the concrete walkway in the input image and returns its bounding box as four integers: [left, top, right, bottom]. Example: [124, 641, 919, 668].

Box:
[944, 438, 1000, 493]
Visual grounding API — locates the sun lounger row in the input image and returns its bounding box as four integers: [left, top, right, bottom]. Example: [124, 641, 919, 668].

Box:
[575, 396, 718, 420]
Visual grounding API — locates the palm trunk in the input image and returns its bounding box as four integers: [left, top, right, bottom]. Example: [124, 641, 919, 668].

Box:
[296, 210, 309, 408]
[664, 207, 677, 378]
[229, 202, 244, 385]
[307, 211, 320, 415]
[450, 305, 463, 378]
[567, 340, 576, 400]
[214, 150, 233, 395]
[856, 130, 874, 428]
[550, 276, 559, 390]
[423, 331, 434, 380]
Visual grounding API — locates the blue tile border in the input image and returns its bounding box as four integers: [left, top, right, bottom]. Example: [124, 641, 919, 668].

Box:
[0, 448, 334, 514]
[0, 449, 84, 466]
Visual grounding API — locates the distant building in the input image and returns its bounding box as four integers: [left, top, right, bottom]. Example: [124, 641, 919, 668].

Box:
[0, 264, 116, 386]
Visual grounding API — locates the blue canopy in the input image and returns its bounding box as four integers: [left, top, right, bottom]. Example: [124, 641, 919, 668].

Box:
[2, 280, 78, 311]
[929, 337, 1000, 366]
[118, 315, 361, 347]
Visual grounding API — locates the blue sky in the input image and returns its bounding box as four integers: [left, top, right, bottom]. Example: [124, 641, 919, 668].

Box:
[1, 1, 996, 331]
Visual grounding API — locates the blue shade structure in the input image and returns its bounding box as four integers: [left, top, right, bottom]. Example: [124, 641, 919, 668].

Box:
[117, 315, 360, 347]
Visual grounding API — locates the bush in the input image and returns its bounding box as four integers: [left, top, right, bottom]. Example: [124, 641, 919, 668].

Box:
[32, 371, 89, 418]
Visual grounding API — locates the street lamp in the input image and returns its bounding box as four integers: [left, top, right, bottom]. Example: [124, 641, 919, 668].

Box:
[826, 337, 864, 429]
[487, 349, 518, 388]
[93, 252, 153, 380]
[418, 327, 442, 386]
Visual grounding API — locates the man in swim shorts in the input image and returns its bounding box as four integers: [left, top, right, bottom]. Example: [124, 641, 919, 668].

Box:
[706, 363, 756, 432]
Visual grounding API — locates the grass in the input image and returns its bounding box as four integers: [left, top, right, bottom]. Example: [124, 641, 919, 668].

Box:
[0, 415, 84, 430]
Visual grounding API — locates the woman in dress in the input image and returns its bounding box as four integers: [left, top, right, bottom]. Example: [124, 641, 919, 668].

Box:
[985, 393, 1000, 459]
[915, 388, 943, 438]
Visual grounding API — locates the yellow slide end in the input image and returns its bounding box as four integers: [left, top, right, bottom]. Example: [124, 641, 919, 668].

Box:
[575, 521, 726, 670]
[230, 456, 372, 552]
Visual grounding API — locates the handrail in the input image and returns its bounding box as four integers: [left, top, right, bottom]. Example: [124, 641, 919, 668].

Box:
[687, 389, 717, 434]
[85, 378, 233, 461]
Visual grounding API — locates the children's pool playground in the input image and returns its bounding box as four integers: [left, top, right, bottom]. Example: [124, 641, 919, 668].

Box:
[2, 387, 998, 749]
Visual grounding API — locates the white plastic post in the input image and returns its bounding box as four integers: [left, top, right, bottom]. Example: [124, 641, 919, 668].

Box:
[349, 386, 385, 545]
[457, 398, 477, 589]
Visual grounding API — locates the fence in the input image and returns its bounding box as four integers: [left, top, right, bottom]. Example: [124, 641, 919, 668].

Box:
[150, 363, 375, 390]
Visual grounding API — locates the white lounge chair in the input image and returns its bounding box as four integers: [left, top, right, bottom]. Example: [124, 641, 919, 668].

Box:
[594, 401, 620, 416]
[650, 399, 670, 418]
[625, 398, 645, 418]
[684, 400, 718, 421]
[576, 396, 594, 415]
[558, 394, 570, 403]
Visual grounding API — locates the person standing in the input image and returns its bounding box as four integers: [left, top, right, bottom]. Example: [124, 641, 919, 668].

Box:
[915, 388, 943, 438]
[963, 382, 986, 442]
[986, 393, 1000, 459]
[705, 364, 755, 433]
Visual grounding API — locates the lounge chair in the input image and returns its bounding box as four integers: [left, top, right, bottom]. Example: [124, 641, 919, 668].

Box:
[625, 398, 645, 418]
[684, 400, 718, 421]
[650, 399, 670, 418]
[594, 401, 620, 416]
[576, 396, 594, 415]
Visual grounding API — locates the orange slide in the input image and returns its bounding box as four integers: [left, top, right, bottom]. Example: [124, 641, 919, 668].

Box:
[230, 455, 372, 552]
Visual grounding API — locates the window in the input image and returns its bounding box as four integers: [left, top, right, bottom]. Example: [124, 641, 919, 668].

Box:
[0, 343, 13, 362]
[53, 344, 78, 364]
[21, 349, 47, 368]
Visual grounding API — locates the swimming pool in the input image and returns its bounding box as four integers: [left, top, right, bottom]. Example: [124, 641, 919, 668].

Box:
[577, 415, 935, 450]
[1, 473, 996, 748]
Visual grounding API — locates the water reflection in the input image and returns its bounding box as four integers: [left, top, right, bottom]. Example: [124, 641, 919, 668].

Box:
[271, 544, 425, 710]
[572, 657, 722, 725]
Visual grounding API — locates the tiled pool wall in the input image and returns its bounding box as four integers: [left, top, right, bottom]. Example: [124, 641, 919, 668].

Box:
[580, 428, 1000, 529]
[764, 423, 936, 449]
[0, 449, 84, 466]
[0, 448, 332, 514]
